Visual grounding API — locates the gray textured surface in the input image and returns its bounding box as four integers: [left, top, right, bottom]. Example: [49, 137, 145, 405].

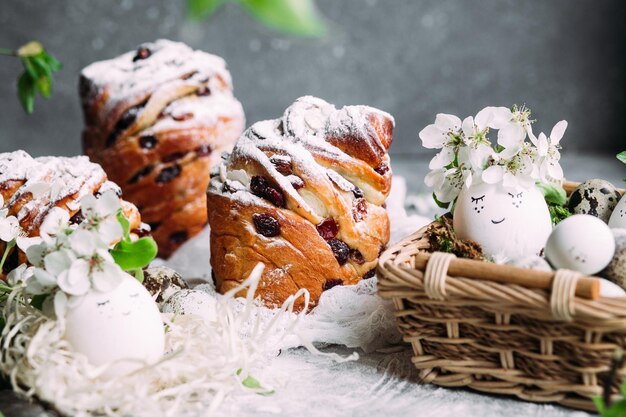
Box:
[0, 0, 625, 157]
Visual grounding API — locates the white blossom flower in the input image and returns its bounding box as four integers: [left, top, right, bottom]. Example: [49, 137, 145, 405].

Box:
[80, 190, 121, 219]
[90, 253, 127, 293]
[535, 121, 567, 182]
[0, 210, 20, 242]
[496, 105, 534, 159]
[425, 165, 473, 204]
[79, 191, 123, 244]
[6, 264, 33, 287]
[39, 207, 70, 237]
[0, 195, 21, 243]
[482, 152, 536, 190]
[57, 259, 92, 296]
[420, 114, 464, 169]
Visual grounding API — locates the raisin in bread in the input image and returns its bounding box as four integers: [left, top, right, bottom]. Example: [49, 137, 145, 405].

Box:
[0, 150, 144, 276]
[80, 39, 245, 257]
[207, 96, 393, 310]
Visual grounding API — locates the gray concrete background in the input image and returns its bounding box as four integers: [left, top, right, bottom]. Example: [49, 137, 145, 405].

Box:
[0, 0, 624, 158]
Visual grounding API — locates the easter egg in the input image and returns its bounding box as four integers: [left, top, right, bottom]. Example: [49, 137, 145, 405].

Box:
[505, 255, 553, 272]
[602, 228, 626, 288]
[608, 194, 626, 229]
[544, 215, 615, 275]
[64, 274, 165, 378]
[142, 265, 189, 303]
[453, 182, 552, 259]
[161, 289, 217, 323]
[567, 179, 621, 223]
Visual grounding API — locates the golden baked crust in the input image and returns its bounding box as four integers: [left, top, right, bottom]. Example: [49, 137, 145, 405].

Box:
[207, 96, 393, 310]
[0, 151, 143, 276]
[80, 39, 245, 257]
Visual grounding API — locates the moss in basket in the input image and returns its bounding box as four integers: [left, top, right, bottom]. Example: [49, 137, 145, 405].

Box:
[426, 215, 485, 260]
[536, 182, 572, 225]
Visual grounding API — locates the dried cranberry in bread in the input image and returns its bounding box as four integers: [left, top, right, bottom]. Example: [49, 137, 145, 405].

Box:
[0, 150, 144, 276]
[207, 96, 393, 310]
[80, 39, 245, 257]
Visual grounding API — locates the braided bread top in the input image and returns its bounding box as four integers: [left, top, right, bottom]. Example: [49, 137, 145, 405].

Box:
[209, 95, 394, 229]
[0, 151, 122, 235]
[80, 39, 238, 149]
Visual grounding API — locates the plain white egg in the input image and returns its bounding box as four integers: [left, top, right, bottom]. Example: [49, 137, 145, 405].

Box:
[453, 182, 552, 259]
[608, 194, 626, 228]
[64, 274, 165, 378]
[161, 289, 217, 323]
[545, 214, 616, 275]
[599, 279, 626, 298]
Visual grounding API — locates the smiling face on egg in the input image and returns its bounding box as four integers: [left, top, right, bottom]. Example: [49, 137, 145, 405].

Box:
[453, 182, 552, 260]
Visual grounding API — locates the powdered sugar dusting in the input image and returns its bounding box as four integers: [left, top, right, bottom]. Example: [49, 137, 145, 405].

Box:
[210, 96, 394, 218]
[81, 39, 232, 110]
[0, 150, 39, 184]
[1, 151, 108, 234]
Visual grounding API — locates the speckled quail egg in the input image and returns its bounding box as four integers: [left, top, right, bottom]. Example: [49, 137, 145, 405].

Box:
[608, 194, 626, 229]
[142, 266, 189, 303]
[161, 289, 217, 323]
[601, 228, 626, 289]
[567, 179, 621, 223]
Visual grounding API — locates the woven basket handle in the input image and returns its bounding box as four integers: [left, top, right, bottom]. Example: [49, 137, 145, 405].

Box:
[550, 269, 581, 321]
[423, 252, 582, 321]
[423, 252, 456, 300]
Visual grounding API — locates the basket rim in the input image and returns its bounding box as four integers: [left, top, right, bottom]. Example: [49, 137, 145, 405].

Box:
[377, 219, 626, 321]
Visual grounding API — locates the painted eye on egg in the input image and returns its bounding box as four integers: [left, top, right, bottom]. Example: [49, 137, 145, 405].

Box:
[471, 195, 485, 213]
[508, 192, 523, 208]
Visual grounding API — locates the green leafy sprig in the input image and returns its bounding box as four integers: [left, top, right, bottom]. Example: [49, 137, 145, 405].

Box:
[0, 41, 61, 114]
[537, 182, 571, 225]
[110, 210, 158, 282]
[187, 0, 326, 37]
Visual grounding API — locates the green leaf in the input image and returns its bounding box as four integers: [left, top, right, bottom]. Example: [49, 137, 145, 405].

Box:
[110, 237, 158, 271]
[22, 57, 40, 80]
[594, 395, 606, 415]
[536, 182, 567, 206]
[617, 151, 626, 165]
[134, 268, 145, 283]
[240, 0, 326, 37]
[17, 72, 36, 114]
[42, 52, 61, 72]
[432, 192, 450, 209]
[116, 209, 131, 241]
[235, 368, 274, 395]
[187, 0, 227, 19]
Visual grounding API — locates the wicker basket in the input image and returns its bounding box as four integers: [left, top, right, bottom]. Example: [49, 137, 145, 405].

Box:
[377, 180, 626, 411]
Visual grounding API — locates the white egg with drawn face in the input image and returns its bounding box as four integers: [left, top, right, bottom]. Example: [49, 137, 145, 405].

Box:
[453, 182, 552, 260]
[545, 214, 616, 275]
[64, 274, 165, 379]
